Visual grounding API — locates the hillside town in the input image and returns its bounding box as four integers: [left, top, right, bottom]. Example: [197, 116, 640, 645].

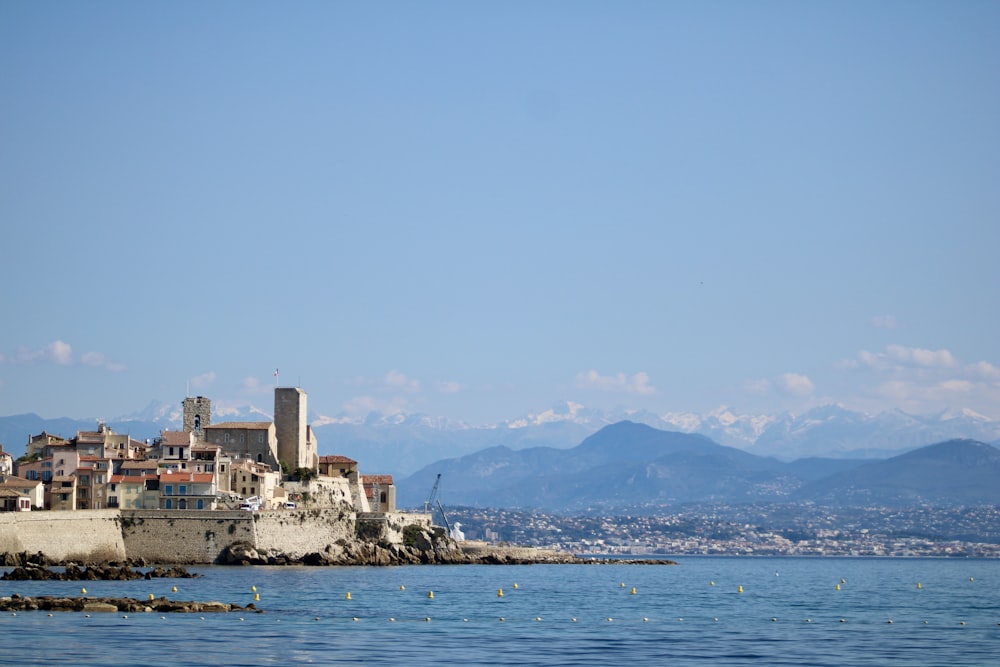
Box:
[446, 504, 1000, 558]
[0, 387, 396, 516]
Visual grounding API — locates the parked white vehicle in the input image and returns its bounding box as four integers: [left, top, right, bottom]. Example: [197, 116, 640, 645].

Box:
[239, 495, 261, 511]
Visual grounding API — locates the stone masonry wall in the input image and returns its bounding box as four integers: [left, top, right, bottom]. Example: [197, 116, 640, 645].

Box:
[0, 510, 126, 562]
[120, 510, 258, 564]
[254, 508, 356, 558]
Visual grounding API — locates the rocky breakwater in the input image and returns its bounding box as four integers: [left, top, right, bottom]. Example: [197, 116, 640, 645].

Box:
[2, 562, 199, 581]
[218, 527, 587, 566]
[0, 593, 257, 614]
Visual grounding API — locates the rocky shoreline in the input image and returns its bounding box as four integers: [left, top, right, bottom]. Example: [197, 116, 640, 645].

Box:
[1, 528, 676, 569]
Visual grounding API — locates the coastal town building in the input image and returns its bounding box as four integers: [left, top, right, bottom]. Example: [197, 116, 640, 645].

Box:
[203, 422, 278, 470]
[0, 445, 13, 476]
[362, 475, 396, 513]
[6, 385, 398, 518]
[0, 474, 43, 510]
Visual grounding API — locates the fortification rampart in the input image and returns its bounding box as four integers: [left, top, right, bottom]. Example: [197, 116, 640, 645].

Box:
[0, 507, 433, 564]
[0, 510, 126, 562]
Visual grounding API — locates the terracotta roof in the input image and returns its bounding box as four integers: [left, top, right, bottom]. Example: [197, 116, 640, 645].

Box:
[159, 431, 193, 446]
[205, 422, 272, 430]
[362, 474, 394, 485]
[320, 455, 357, 465]
[0, 475, 37, 486]
[121, 461, 159, 470]
[111, 473, 152, 483]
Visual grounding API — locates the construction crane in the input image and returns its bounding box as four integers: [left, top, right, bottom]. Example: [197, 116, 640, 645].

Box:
[423, 473, 442, 513]
[423, 473, 452, 534]
[436, 499, 452, 535]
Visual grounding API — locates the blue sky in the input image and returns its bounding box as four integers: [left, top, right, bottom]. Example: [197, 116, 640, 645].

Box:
[2, 1, 998, 423]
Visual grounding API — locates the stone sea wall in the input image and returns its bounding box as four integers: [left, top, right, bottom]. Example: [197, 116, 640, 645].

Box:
[0, 510, 126, 562]
[0, 508, 432, 565]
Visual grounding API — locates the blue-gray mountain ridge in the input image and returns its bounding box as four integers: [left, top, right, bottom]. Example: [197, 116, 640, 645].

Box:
[396, 421, 1000, 513]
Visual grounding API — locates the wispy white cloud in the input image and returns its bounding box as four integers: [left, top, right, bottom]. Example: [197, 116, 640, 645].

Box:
[47, 340, 72, 364]
[844, 344, 957, 371]
[967, 361, 1000, 380]
[80, 351, 127, 372]
[384, 370, 421, 392]
[191, 371, 217, 390]
[2, 340, 124, 371]
[744, 373, 814, 398]
[241, 375, 272, 396]
[885, 344, 955, 368]
[438, 380, 462, 394]
[744, 378, 771, 394]
[777, 372, 815, 397]
[575, 370, 656, 395]
[341, 394, 411, 416]
[840, 344, 1000, 417]
[872, 314, 897, 329]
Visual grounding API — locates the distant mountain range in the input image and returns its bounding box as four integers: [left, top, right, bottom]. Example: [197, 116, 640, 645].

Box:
[1, 401, 998, 479]
[395, 422, 1000, 512]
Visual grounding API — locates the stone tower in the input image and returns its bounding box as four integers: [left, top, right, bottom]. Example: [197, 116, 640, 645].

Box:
[274, 387, 317, 472]
[182, 396, 212, 441]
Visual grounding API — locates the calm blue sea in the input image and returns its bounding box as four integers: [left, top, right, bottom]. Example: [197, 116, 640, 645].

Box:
[1, 557, 997, 666]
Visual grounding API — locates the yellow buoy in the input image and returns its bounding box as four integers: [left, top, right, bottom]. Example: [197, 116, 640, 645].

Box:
[497, 589, 504, 597]
[737, 585, 743, 593]
[389, 617, 395, 622]
[428, 591, 434, 599]
[345, 592, 352, 600]
[399, 585, 405, 591]
[81, 588, 87, 595]
[917, 583, 922, 589]
[710, 581, 715, 586]
[148, 594, 155, 601]
[841, 579, 846, 584]
[836, 584, 841, 591]
[535, 617, 542, 621]
[172, 586, 178, 593]
[254, 593, 260, 601]
[631, 587, 637, 595]
[513, 583, 519, 589]
[251, 585, 257, 592]
[969, 577, 974, 582]
[620, 582, 626, 587]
